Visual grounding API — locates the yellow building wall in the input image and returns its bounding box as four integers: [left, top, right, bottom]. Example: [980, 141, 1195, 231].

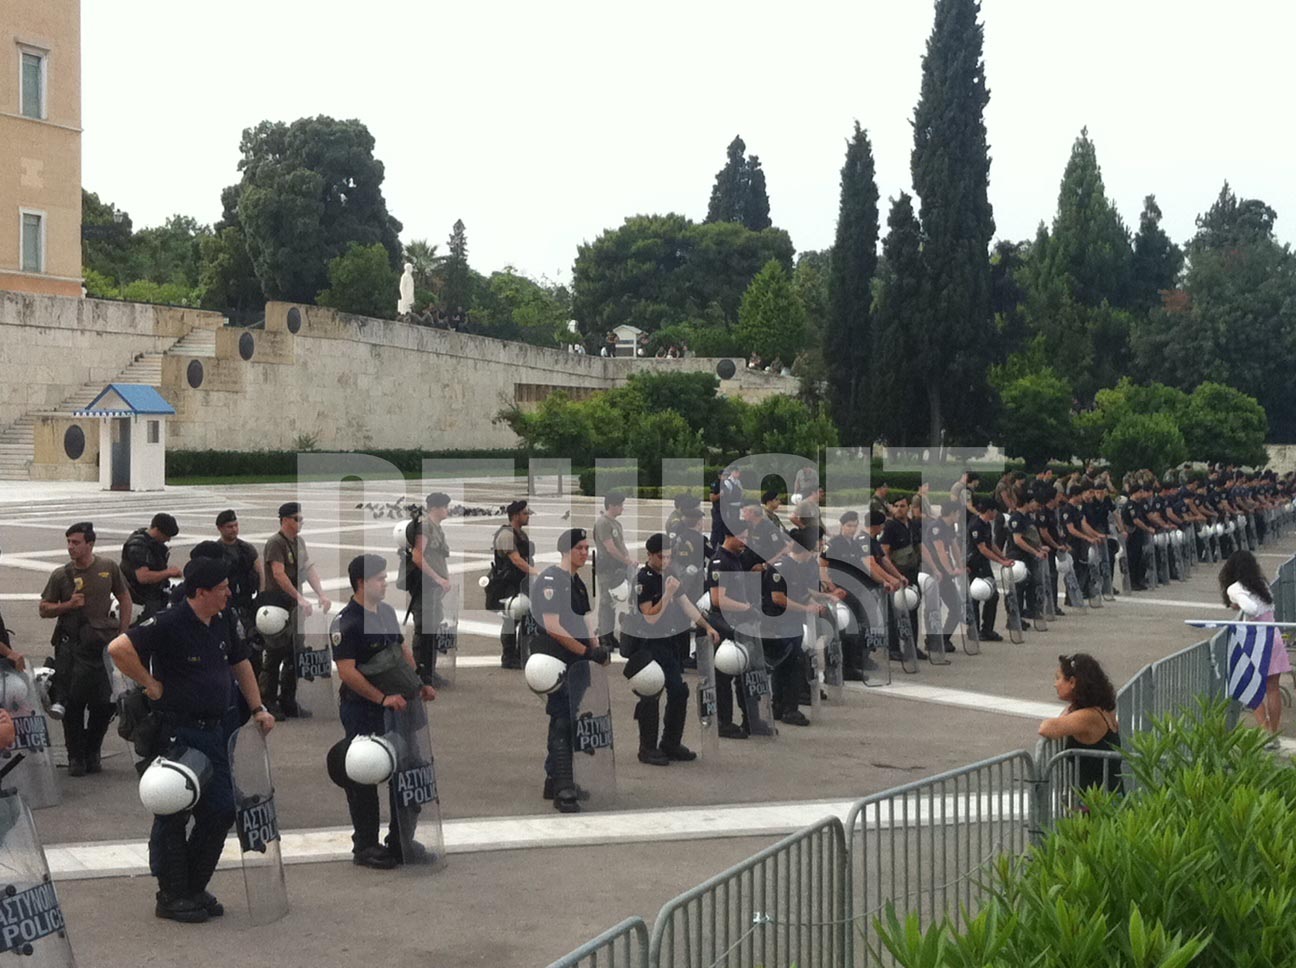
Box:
[0, 0, 82, 297]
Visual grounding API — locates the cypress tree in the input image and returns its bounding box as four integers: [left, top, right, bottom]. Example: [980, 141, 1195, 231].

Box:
[443, 219, 471, 312]
[911, 0, 996, 445]
[706, 136, 748, 225]
[1130, 195, 1183, 315]
[871, 193, 927, 445]
[743, 155, 772, 231]
[824, 122, 879, 444]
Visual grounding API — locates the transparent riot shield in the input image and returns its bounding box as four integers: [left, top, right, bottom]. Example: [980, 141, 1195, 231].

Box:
[0, 670, 59, 810]
[1086, 546, 1104, 608]
[693, 634, 720, 757]
[1099, 539, 1115, 600]
[1041, 555, 1057, 621]
[431, 585, 459, 688]
[517, 613, 540, 667]
[383, 699, 446, 872]
[919, 577, 949, 665]
[1154, 534, 1169, 586]
[801, 620, 821, 723]
[1056, 551, 1084, 610]
[961, 584, 983, 656]
[999, 565, 1024, 644]
[0, 790, 74, 965]
[567, 660, 618, 805]
[820, 616, 845, 704]
[890, 593, 921, 672]
[294, 609, 337, 717]
[228, 723, 288, 925]
[1142, 534, 1160, 586]
[1030, 558, 1049, 631]
[860, 585, 892, 685]
[736, 631, 777, 737]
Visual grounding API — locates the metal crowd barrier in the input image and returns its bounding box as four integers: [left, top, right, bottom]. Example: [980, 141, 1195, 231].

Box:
[548, 549, 1296, 968]
[843, 751, 1036, 966]
[647, 817, 848, 968]
[545, 917, 650, 968]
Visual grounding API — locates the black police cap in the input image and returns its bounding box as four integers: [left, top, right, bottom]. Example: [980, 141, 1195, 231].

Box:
[183, 557, 229, 592]
[557, 528, 587, 552]
[190, 541, 225, 561]
[278, 502, 301, 520]
[425, 492, 451, 508]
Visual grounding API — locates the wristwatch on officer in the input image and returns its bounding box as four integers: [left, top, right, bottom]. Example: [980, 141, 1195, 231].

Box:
[253, 704, 269, 715]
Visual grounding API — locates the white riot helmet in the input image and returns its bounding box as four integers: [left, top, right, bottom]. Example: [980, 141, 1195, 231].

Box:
[893, 587, 920, 611]
[833, 602, 851, 632]
[625, 656, 666, 698]
[503, 594, 531, 621]
[714, 639, 749, 676]
[695, 592, 712, 614]
[917, 572, 937, 594]
[32, 666, 55, 713]
[790, 493, 803, 505]
[344, 734, 398, 785]
[1009, 560, 1028, 583]
[1173, 530, 1184, 546]
[0, 671, 29, 711]
[393, 520, 410, 545]
[256, 605, 290, 636]
[139, 747, 213, 815]
[608, 580, 630, 604]
[524, 653, 568, 695]
[969, 577, 994, 602]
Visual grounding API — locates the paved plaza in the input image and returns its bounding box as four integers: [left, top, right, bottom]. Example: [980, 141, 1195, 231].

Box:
[1, 479, 1292, 966]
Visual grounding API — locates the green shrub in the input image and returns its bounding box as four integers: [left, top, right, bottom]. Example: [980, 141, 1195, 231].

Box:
[167, 447, 531, 480]
[873, 702, 1294, 967]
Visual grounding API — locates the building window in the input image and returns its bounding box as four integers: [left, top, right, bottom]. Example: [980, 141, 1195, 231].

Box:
[20, 50, 46, 120]
[20, 211, 43, 273]
[147, 420, 160, 444]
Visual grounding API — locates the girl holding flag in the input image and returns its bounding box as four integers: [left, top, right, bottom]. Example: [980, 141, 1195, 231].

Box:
[1219, 551, 1290, 735]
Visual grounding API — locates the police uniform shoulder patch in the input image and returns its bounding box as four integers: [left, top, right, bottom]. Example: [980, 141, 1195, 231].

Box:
[543, 587, 555, 600]
[98, 571, 110, 578]
[773, 573, 783, 583]
[635, 583, 643, 595]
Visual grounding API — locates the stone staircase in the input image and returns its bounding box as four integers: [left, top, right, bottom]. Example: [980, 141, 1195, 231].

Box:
[0, 326, 218, 481]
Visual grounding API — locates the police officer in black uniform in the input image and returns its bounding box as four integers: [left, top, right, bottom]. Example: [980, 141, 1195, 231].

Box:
[766, 527, 829, 726]
[531, 529, 610, 813]
[107, 557, 275, 923]
[122, 513, 182, 625]
[215, 510, 263, 674]
[824, 511, 871, 678]
[487, 500, 538, 669]
[967, 500, 1011, 640]
[328, 554, 437, 870]
[624, 534, 718, 764]
[705, 519, 758, 739]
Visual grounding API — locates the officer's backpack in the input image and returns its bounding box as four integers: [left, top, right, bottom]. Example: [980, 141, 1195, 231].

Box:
[396, 517, 421, 592]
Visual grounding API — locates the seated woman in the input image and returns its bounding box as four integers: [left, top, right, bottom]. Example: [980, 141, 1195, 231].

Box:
[1039, 653, 1121, 793]
[1219, 550, 1289, 735]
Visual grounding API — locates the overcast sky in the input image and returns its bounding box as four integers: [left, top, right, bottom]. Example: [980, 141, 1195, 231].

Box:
[84, 0, 1294, 282]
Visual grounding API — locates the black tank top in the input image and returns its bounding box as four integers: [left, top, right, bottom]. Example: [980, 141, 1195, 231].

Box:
[1064, 710, 1121, 792]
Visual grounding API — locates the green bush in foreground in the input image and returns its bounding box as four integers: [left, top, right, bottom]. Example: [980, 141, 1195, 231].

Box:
[875, 702, 1292, 967]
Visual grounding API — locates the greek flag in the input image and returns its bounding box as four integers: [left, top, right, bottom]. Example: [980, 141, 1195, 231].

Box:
[1226, 623, 1275, 710]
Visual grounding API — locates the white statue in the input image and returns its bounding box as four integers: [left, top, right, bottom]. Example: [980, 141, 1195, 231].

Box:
[398, 262, 415, 316]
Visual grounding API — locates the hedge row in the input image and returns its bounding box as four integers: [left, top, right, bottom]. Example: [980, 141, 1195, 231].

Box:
[167, 448, 533, 479]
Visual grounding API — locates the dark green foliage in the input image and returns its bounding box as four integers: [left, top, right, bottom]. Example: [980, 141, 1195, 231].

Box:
[1181, 383, 1269, 467]
[705, 136, 772, 231]
[81, 190, 133, 283]
[167, 447, 531, 480]
[471, 269, 571, 347]
[316, 243, 399, 319]
[997, 369, 1074, 468]
[824, 123, 880, 445]
[735, 260, 806, 364]
[570, 214, 794, 338]
[1101, 412, 1188, 478]
[1131, 182, 1296, 440]
[1129, 195, 1183, 315]
[231, 116, 402, 303]
[874, 702, 1296, 967]
[443, 219, 471, 314]
[499, 371, 837, 482]
[870, 193, 926, 445]
[911, 0, 997, 445]
[199, 226, 264, 313]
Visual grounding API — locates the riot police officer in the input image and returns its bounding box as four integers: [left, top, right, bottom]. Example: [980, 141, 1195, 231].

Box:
[121, 513, 181, 625]
[487, 500, 538, 669]
[623, 534, 718, 764]
[39, 521, 132, 775]
[594, 492, 636, 651]
[215, 510, 262, 675]
[531, 529, 610, 813]
[409, 492, 453, 687]
[328, 554, 437, 870]
[107, 557, 275, 923]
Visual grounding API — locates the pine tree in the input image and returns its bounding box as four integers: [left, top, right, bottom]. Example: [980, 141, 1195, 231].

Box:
[1038, 128, 1133, 308]
[443, 219, 471, 313]
[911, 0, 996, 446]
[824, 122, 879, 445]
[735, 260, 806, 364]
[706, 136, 773, 231]
[870, 193, 927, 445]
[1130, 195, 1183, 314]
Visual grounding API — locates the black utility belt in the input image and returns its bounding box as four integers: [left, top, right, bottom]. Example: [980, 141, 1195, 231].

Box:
[159, 710, 224, 731]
